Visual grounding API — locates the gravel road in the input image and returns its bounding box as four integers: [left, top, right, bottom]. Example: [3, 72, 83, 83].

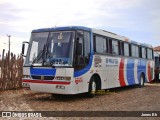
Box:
[0, 83, 160, 120]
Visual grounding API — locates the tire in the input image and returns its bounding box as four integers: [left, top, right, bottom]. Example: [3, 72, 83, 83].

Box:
[139, 74, 144, 88]
[87, 77, 97, 98]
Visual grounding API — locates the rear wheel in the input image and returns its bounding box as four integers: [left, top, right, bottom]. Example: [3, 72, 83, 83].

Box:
[139, 74, 144, 88]
[87, 77, 96, 98]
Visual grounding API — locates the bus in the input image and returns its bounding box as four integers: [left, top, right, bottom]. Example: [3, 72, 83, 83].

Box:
[154, 52, 160, 82]
[21, 26, 154, 97]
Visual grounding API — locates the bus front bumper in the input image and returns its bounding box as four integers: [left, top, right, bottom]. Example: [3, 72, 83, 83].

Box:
[22, 79, 74, 94]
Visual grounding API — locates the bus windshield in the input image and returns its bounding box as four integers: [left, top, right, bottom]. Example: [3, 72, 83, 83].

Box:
[44, 31, 75, 67]
[25, 31, 75, 67]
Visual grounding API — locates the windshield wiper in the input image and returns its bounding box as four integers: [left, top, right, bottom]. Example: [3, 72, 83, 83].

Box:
[31, 50, 43, 65]
[31, 44, 46, 66]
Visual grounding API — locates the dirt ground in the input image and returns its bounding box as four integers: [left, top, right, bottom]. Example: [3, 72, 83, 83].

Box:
[0, 83, 160, 120]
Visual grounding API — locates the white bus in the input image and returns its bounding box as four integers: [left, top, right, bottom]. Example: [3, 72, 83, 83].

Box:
[22, 26, 154, 97]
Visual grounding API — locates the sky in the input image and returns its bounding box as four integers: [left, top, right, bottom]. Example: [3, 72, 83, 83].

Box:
[0, 0, 160, 55]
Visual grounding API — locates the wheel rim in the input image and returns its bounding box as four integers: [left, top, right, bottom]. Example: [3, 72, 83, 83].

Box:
[91, 81, 96, 93]
[140, 77, 144, 86]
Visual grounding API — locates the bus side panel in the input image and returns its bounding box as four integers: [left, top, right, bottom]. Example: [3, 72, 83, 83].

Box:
[146, 60, 154, 82]
[137, 59, 146, 82]
[134, 59, 139, 84]
[126, 59, 136, 85]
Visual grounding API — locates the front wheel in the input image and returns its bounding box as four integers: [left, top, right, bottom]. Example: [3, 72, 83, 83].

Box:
[87, 77, 97, 98]
[139, 75, 145, 88]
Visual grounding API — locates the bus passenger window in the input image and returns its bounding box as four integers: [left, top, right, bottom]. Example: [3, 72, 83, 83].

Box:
[142, 47, 147, 58]
[131, 45, 139, 57]
[95, 36, 106, 53]
[147, 48, 153, 59]
[112, 40, 119, 55]
[124, 43, 129, 56]
[135, 46, 139, 57]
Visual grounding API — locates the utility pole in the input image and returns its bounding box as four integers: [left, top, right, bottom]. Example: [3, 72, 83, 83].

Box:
[7, 34, 11, 59]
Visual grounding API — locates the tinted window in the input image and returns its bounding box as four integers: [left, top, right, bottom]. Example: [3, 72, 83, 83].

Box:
[84, 32, 90, 56]
[135, 46, 139, 57]
[142, 47, 146, 58]
[155, 56, 160, 67]
[112, 40, 119, 55]
[124, 43, 129, 56]
[95, 36, 106, 53]
[131, 45, 139, 57]
[147, 49, 153, 59]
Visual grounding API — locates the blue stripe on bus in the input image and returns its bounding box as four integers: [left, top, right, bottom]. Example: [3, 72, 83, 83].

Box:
[137, 60, 147, 82]
[126, 59, 135, 85]
[30, 68, 56, 76]
[74, 53, 93, 77]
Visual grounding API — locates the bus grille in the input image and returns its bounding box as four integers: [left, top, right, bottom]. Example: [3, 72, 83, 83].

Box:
[31, 75, 54, 80]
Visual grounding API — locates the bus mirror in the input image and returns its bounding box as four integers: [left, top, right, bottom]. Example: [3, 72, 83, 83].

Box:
[21, 41, 29, 57]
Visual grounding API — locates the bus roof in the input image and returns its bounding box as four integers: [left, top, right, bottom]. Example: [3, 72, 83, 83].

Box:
[92, 28, 152, 48]
[32, 26, 152, 48]
[32, 26, 91, 33]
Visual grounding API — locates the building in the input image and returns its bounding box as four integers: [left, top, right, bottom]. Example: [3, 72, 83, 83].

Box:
[154, 46, 160, 55]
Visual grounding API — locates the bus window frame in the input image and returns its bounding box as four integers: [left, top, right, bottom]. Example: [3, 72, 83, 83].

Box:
[93, 33, 154, 60]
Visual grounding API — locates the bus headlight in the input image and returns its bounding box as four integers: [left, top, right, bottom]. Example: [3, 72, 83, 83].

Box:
[22, 83, 30, 88]
[23, 75, 31, 79]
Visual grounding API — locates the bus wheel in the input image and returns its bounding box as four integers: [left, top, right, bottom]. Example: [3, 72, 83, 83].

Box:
[139, 74, 144, 88]
[87, 77, 96, 98]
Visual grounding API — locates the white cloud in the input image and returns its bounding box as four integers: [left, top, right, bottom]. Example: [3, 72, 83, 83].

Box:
[0, 0, 160, 55]
[1, 0, 143, 29]
[149, 9, 160, 40]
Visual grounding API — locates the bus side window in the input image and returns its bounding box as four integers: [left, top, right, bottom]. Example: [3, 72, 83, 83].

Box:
[131, 45, 136, 57]
[75, 31, 91, 71]
[75, 31, 84, 70]
[112, 40, 119, 55]
[142, 47, 146, 59]
[84, 31, 90, 64]
[95, 36, 106, 53]
[147, 48, 153, 59]
[123, 43, 129, 56]
[135, 46, 139, 57]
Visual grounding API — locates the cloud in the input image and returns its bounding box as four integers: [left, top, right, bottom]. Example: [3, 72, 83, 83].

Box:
[0, 0, 160, 54]
[0, 0, 149, 29]
[149, 9, 160, 41]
